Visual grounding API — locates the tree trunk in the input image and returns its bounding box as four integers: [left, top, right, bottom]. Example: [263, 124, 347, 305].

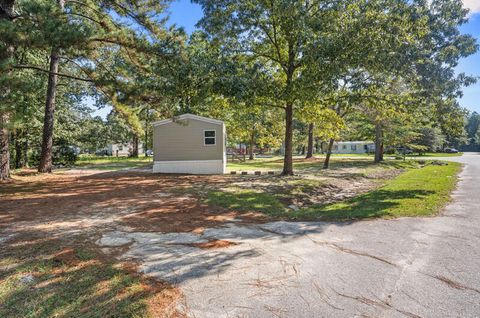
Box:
[144, 125, 148, 157]
[323, 138, 335, 169]
[0, 1, 15, 181]
[38, 50, 60, 173]
[306, 123, 314, 159]
[38, 0, 64, 173]
[23, 131, 28, 167]
[248, 129, 255, 160]
[282, 103, 294, 175]
[132, 135, 139, 158]
[0, 113, 10, 180]
[14, 131, 20, 168]
[374, 122, 384, 163]
[14, 129, 27, 168]
[144, 108, 149, 157]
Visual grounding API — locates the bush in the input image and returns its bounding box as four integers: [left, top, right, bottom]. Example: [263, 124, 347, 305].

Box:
[53, 145, 78, 166]
[28, 145, 78, 167]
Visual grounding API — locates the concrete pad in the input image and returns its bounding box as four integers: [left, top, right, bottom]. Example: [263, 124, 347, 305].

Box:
[96, 231, 133, 246]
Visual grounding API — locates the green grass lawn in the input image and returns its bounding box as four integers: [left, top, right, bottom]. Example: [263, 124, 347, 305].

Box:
[75, 155, 152, 170]
[207, 161, 461, 221]
[227, 156, 416, 172]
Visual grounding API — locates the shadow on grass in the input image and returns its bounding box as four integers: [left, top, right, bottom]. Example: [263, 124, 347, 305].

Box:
[300, 189, 435, 221]
[206, 187, 435, 221]
[206, 190, 286, 215]
[0, 235, 179, 318]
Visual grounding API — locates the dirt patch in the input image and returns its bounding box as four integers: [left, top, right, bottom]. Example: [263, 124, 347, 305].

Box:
[120, 262, 185, 317]
[52, 248, 81, 266]
[0, 169, 269, 233]
[189, 239, 238, 249]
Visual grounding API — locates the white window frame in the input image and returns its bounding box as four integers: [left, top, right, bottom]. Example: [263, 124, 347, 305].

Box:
[204, 129, 216, 146]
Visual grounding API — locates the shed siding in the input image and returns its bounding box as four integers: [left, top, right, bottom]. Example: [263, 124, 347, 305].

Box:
[153, 118, 224, 161]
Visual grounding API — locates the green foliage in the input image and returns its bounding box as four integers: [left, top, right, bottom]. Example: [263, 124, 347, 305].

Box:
[414, 127, 446, 152]
[465, 111, 480, 150]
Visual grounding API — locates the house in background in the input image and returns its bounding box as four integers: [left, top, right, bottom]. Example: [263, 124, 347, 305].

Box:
[152, 114, 226, 174]
[324, 141, 375, 154]
[95, 142, 145, 156]
[104, 143, 144, 156]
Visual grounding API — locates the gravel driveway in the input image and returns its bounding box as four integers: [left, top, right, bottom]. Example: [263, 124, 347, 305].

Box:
[97, 153, 480, 318]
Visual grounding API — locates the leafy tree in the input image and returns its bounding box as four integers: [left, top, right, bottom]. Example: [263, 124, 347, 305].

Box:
[465, 111, 480, 150]
[414, 127, 446, 153]
[193, 0, 346, 174]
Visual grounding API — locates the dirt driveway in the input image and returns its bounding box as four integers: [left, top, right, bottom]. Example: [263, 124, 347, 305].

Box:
[0, 169, 268, 236]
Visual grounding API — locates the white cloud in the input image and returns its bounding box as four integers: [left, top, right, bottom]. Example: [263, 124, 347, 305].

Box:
[464, 0, 480, 14]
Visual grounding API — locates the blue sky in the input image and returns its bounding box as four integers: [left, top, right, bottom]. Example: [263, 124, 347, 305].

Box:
[457, 12, 480, 113]
[92, 0, 480, 117]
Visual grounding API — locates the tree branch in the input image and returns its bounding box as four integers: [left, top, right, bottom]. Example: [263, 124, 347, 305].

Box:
[13, 65, 95, 82]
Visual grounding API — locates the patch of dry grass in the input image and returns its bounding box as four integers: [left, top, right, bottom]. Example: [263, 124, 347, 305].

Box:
[0, 235, 182, 318]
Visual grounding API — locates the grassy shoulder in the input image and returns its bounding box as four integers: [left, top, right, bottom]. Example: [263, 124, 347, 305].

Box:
[206, 161, 461, 221]
[407, 152, 463, 158]
[0, 236, 180, 318]
[295, 162, 461, 220]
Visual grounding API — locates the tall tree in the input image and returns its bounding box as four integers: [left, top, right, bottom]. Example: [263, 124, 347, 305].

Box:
[465, 111, 480, 150]
[0, 0, 16, 180]
[193, 0, 346, 174]
[38, 0, 65, 172]
[305, 123, 315, 159]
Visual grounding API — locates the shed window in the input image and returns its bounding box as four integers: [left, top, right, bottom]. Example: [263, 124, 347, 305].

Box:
[351, 145, 357, 151]
[204, 130, 216, 145]
[342, 145, 347, 150]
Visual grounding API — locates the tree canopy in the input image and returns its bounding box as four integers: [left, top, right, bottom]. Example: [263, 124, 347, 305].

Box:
[0, 0, 477, 180]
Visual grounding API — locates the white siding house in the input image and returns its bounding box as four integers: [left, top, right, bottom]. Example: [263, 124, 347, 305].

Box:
[330, 141, 375, 154]
[107, 143, 144, 156]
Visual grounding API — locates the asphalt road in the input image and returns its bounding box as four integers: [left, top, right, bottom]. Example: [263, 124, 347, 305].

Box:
[103, 153, 480, 317]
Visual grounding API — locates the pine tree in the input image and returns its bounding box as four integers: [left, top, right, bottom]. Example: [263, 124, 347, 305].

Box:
[1, 0, 178, 174]
[0, 0, 16, 180]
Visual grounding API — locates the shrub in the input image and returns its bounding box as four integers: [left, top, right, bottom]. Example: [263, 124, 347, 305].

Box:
[53, 145, 78, 166]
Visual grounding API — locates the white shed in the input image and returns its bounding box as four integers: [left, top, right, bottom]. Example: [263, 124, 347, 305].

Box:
[152, 114, 226, 174]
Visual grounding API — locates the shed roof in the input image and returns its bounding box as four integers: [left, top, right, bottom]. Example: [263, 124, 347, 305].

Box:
[335, 141, 374, 144]
[152, 113, 224, 127]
